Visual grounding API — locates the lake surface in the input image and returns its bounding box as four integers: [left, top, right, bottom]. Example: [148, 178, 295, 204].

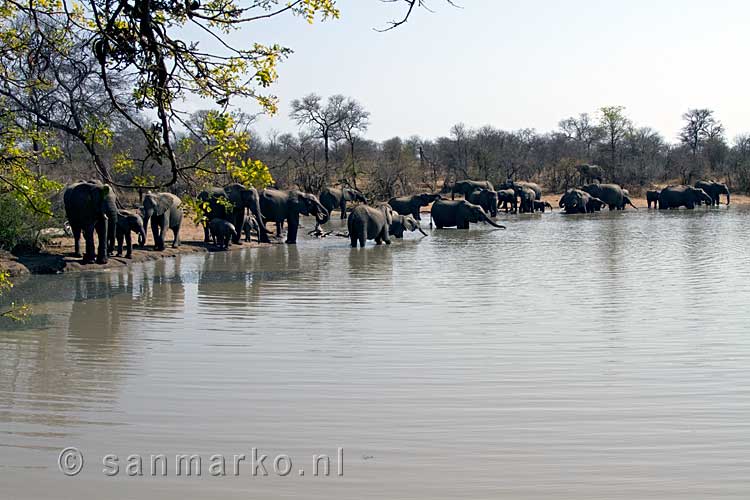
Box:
[2, 207, 750, 499]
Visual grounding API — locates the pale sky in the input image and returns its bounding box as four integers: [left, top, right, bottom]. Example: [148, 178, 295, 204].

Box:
[183, 0, 749, 143]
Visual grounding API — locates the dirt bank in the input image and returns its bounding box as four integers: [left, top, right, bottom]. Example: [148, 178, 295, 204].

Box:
[0, 222, 272, 277]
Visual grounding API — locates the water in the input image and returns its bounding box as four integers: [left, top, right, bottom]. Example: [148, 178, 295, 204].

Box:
[2, 208, 750, 499]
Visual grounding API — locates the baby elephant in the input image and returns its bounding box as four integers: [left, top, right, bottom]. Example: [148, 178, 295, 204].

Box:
[241, 215, 259, 242]
[389, 214, 428, 239]
[115, 210, 146, 259]
[208, 218, 237, 250]
[532, 200, 553, 213]
[646, 190, 661, 209]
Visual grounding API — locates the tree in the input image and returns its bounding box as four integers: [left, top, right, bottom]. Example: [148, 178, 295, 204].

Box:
[598, 106, 631, 179]
[558, 113, 602, 159]
[336, 99, 370, 189]
[679, 109, 724, 158]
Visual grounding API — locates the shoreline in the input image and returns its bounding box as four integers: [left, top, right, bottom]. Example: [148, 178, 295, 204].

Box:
[1, 222, 273, 277]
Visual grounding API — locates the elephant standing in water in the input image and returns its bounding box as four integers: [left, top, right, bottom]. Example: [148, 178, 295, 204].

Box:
[198, 184, 270, 244]
[319, 187, 367, 219]
[259, 188, 329, 244]
[347, 204, 394, 248]
[389, 214, 428, 238]
[532, 200, 553, 213]
[430, 199, 506, 229]
[450, 180, 494, 200]
[388, 193, 442, 220]
[466, 189, 499, 217]
[114, 209, 146, 259]
[496, 189, 517, 213]
[142, 192, 182, 250]
[646, 190, 661, 209]
[658, 185, 713, 209]
[63, 181, 118, 264]
[515, 186, 537, 213]
[582, 183, 638, 210]
[558, 189, 607, 214]
[695, 180, 730, 206]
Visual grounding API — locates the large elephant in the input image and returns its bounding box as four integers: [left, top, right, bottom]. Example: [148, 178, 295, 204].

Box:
[646, 190, 661, 209]
[466, 188, 499, 217]
[581, 183, 637, 210]
[658, 185, 713, 209]
[576, 164, 605, 184]
[389, 214, 428, 238]
[450, 180, 494, 200]
[497, 180, 542, 200]
[695, 180, 730, 206]
[114, 209, 146, 259]
[198, 184, 270, 244]
[388, 193, 442, 220]
[558, 189, 606, 214]
[142, 192, 183, 250]
[259, 188, 329, 244]
[319, 187, 367, 219]
[430, 199, 506, 229]
[63, 181, 118, 264]
[496, 189, 517, 213]
[347, 204, 393, 248]
[515, 186, 537, 213]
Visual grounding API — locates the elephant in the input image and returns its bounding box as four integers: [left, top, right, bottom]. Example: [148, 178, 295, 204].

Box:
[430, 199, 506, 229]
[695, 180, 730, 206]
[347, 204, 394, 248]
[241, 215, 259, 242]
[515, 186, 538, 213]
[450, 179, 494, 200]
[388, 193, 442, 220]
[63, 181, 118, 264]
[497, 180, 542, 200]
[114, 209, 146, 259]
[142, 192, 183, 250]
[558, 189, 606, 214]
[496, 189, 517, 213]
[319, 187, 367, 219]
[581, 183, 637, 210]
[532, 200, 554, 213]
[646, 190, 661, 209]
[259, 188, 329, 244]
[389, 214, 428, 239]
[466, 188, 499, 217]
[198, 183, 270, 244]
[658, 185, 713, 209]
[576, 164, 605, 184]
[207, 218, 237, 249]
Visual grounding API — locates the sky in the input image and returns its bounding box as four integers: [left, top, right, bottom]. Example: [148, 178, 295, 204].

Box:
[182, 0, 750, 143]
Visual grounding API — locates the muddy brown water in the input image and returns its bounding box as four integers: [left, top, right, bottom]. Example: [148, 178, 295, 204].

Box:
[2, 207, 750, 499]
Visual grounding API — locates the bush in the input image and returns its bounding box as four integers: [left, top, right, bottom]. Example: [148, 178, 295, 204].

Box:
[0, 193, 60, 252]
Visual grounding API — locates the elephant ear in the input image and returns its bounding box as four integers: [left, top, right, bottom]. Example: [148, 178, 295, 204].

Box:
[382, 205, 393, 226]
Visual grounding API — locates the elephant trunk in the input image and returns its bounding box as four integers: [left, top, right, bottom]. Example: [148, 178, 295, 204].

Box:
[138, 228, 147, 247]
[315, 204, 330, 226]
[417, 226, 428, 236]
[483, 213, 506, 229]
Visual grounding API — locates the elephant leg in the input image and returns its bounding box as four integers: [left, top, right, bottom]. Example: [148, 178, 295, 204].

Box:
[340, 200, 347, 220]
[275, 221, 283, 237]
[412, 209, 421, 221]
[116, 233, 124, 256]
[151, 218, 162, 250]
[95, 219, 108, 264]
[72, 226, 82, 257]
[82, 224, 96, 264]
[286, 215, 299, 244]
[124, 232, 133, 259]
[171, 224, 181, 248]
[350, 234, 358, 248]
[203, 223, 211, 243]
[382, 228, 391, 245]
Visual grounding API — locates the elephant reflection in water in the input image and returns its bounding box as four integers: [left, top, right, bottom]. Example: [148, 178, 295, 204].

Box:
[196, 246, 302, 316]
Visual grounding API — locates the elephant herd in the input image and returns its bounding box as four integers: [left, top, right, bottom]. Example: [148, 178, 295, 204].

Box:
[62, 176, 733, 262]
